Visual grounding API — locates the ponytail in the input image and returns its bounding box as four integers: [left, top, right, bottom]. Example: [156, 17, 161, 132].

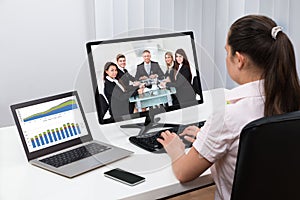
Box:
[263, 32, 300, 116]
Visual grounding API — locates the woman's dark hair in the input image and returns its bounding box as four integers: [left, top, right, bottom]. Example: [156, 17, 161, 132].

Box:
[103, 62, 118, 80]
[174, 48, 190, 70]
[228, 14, 300, 116]
[174, 48, 192, 82]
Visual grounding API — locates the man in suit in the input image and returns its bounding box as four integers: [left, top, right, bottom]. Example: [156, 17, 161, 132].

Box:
[135, 50, 164, 80]
[115, 54, 141, 114]
[116, 54, 137, 86]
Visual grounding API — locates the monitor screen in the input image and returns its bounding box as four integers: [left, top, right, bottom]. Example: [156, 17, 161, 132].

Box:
[86, 31, 203, 130]
[13, 93, 89, 153]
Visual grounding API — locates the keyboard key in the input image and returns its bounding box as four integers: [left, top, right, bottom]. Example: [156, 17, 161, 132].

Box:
[40, 143, 111, 168]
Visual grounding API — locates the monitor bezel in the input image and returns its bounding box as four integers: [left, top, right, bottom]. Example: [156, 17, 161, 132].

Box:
[86, 31, 204, 124]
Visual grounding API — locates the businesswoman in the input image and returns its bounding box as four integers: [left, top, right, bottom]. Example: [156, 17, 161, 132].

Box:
[164, 51, 175, 80]
[160, 48, 196, 106]
[157, 15, 300, 200]
[103, 62, 144, 119]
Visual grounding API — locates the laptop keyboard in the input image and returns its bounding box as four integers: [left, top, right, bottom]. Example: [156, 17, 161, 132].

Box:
[40, 143, 111, 168]
[129, 121, 205, 153]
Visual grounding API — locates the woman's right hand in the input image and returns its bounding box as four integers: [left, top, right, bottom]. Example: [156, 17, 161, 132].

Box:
[179, 125, 200, 143]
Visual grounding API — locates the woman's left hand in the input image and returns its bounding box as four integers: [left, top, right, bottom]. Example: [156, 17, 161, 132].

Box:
[179, 125, 200, 143]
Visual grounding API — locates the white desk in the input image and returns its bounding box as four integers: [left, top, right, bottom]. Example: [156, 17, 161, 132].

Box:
[0, 90, 225, 200]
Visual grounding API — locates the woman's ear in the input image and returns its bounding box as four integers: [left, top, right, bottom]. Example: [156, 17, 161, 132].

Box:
[235, 51, 246, 70]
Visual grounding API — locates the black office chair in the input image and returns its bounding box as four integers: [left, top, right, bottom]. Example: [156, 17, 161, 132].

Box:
[231, 111, 300, 200]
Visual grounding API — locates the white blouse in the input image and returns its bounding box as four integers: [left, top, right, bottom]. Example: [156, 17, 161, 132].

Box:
[193, 80, 265, 200]
[106, 76, 125, 92]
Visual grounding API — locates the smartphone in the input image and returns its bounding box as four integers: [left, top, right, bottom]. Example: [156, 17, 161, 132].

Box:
[104, 168, 145, 186]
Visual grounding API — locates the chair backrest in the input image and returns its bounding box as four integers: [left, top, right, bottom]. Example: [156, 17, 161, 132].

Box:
[231, 111, 300, 200]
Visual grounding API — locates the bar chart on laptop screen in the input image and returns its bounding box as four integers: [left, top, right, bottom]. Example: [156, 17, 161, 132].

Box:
[16, 96, 88, 152]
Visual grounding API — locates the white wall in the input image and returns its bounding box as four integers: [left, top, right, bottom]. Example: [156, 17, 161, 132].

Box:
[1, 0, 300, 127]
[0, 0, 96, 127]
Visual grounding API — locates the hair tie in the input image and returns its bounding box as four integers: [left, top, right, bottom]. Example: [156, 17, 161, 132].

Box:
[271, 26, 283, 40]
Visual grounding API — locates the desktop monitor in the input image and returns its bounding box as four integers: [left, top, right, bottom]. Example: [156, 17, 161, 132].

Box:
[86, 31, 203, 134]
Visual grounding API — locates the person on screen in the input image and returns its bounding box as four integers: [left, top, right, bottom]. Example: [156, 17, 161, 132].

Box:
[135, 50, 164, 80]
[164, 51, 175, 81]
[116, 54, 140, 87]
[157, 15, 300, 200]
[103, 62, 144, 118]
[160, 48, 196, 105]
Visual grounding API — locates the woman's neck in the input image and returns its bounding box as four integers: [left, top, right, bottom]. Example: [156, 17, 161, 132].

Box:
[237, 66, 263, 85]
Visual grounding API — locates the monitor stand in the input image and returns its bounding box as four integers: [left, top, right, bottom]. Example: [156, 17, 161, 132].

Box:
[120, 114, 180, 136]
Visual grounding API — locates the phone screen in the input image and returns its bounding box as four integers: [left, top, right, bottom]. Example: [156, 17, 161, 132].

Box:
[104, 168, 145, 186]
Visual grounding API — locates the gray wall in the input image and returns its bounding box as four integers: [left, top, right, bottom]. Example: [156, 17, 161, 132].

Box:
[1, 0, 300, 127]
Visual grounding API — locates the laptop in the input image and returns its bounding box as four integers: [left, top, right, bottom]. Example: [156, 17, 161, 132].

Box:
[10, 91, 133, 178]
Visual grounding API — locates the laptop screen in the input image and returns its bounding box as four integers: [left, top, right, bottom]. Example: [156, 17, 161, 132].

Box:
[11, 91, 93, 160]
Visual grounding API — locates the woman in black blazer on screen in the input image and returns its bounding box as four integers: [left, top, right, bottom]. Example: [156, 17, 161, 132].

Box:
[103, 62, 144, 119]
[160, 49, 196, 106]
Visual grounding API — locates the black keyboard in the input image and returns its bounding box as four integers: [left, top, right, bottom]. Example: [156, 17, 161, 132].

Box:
[40, 143, 111, 168]
[129, 121, 205, 153]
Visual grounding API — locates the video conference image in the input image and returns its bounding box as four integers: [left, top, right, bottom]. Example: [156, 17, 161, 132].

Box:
[87, 33, 203, 122]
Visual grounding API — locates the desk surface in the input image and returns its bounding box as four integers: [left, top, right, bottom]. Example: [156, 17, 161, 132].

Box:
[0, 90, 225, 200]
